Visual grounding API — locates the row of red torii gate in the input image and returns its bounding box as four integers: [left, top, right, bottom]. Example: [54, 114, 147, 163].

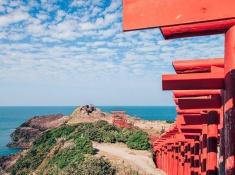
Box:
[122, 0, 235, 175]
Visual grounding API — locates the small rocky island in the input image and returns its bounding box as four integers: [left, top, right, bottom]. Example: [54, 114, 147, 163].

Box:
[0, 105, 171, 175]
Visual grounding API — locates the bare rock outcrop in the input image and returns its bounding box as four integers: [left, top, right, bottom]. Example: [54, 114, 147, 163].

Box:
[0, 153, 21, 172]
[71, 105, 106, 118]
[68, 105, 109, 124]
[7, 114, 68, 149]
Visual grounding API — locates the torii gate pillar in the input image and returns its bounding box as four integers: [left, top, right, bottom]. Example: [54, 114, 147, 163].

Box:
[224, 25, 235, 175]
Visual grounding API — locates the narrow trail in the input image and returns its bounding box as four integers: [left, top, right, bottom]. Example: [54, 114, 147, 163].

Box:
[93, 142, 166, 175]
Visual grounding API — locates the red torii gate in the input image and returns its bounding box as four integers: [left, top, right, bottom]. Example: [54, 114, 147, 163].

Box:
[162, 58, 223, 174]
[157, 104, 220, 174]
[123, 1, 235, 174]
[162, 63, 224, 90]
[176, 89, 221, 174]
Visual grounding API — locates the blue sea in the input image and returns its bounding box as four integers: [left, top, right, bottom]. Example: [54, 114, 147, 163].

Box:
[0, 106, 176, 156]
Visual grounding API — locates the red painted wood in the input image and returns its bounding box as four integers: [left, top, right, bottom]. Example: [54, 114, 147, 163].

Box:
[174, 90, 221, 98]
[185, 143, 191, 175]
[194, 138, 200, 175]
[190, 141, 196, 175]
[173, 58, 224, 74]
[180, 129, 202, 134]
[178, 114, 206, 125]
[219, 91, 225, 175]
[161, 19, 235, 39]
[224, 25, 235, 175]
[177, 108, 208, 115]
[162, 72, 224, 90]
[174, 98, 178, 105]
[178, 142, 185, 175]
[211, 66, 224, 73]
[179, 124, 203, 130]
[184, 134, 201, 139]
[206, 111, 219, 175]
[201, 124, 207, 175]
[123, 0, 235, 31]
[177, 95, 221, 109]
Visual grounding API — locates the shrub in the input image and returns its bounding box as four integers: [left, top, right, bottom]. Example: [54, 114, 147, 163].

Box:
[74, 121, 120, 143]
[120, 128, 133, 142]
[10, 134, 57, 174]
[94, 120, 119, 132]
[102, 131, 117, 143]
[66, 156, 116, 175]
[94, 120, 110, 128]
[84, 127, 104, 142]
[9, 125, 76, 174]
[49, 125, 77, 139]
[49, 149, 85, 169]
[75, 135, 95, 154]
[126, 131, 150, 150]
[45, 135, 94, 172]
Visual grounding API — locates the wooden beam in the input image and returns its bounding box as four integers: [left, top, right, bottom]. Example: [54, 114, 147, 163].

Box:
[177, 114, 206, 125]
[176, 108, 220, 115]
[162, 72, 224, 90]
[173, 90, 221, 98]
[180, 128, 202, 133]
[172, 58, 224, 74]
[160, 19, 235, 39]
[183, 134, 201, 139]
[123, 0, 235, 31]
[177, 95, 221, 109]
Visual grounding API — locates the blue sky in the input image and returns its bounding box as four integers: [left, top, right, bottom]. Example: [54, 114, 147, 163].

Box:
[0, 0, 225, 106]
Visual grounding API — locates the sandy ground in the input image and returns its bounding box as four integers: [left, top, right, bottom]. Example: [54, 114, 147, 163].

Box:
[132, 119, 172, 135]
[93, 142, 166, 175]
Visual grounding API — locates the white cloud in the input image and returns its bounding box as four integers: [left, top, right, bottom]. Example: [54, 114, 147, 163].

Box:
[70, 0, 87, 8]
[0, 8, 29, 27]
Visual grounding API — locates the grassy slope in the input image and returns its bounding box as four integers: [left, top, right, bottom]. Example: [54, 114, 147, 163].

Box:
[8, 120, 150, 175]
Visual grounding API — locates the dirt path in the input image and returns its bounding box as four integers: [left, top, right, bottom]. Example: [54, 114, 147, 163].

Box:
[93, 142, 166, 175]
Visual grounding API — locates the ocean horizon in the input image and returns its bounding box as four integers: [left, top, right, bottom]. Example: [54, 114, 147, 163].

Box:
[0, 106, 176, 156]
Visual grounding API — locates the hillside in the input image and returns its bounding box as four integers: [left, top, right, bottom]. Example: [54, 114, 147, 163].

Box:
[0, 106, 170, 175]
[1, 120, 156, 175]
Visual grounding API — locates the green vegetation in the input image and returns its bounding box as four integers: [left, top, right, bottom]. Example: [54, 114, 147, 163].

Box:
[66, 156, 116, 175]
[9, 120, 150, 175]
[126, 131, 150, 150]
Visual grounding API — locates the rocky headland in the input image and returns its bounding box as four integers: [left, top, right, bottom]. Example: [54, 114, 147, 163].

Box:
[7, 114, 68, 149]
[0, 105, 171, 175]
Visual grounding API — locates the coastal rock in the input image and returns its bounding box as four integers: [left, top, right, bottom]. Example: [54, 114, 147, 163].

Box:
[67, 105, 111, 125]
[71, 105, 106, 118]
[8, 114, 68, 149]
[8, 127, 42, 148]
[0, 154, 21, 171]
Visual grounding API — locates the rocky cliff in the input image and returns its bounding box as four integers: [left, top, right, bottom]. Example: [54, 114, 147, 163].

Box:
[8, 114, 68, 149]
